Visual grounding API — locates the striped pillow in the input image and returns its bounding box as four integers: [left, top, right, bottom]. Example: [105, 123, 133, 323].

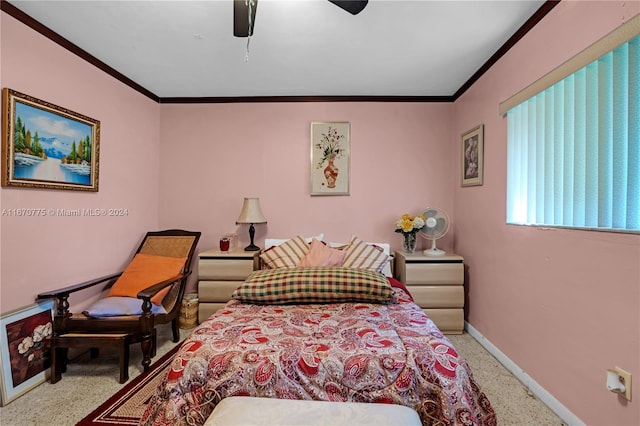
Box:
[232, 267, 393, 304]
[259, 235, 310, 269]
[342, 236, 392, 273]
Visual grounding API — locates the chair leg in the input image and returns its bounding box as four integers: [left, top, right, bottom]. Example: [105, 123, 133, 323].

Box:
[119, 338, 130, 383]
[60, 348, 69, 373]
[141, 337, 153, 371]
[171, 318, 180, 342]
[50, 347, 63, 384]
[151, 329, 157, 357]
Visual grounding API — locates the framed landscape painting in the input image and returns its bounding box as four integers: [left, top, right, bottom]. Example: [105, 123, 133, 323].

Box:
[2, 88, 100, 191]
[0, 300, 54, 406]
[310, 121, 350, 196]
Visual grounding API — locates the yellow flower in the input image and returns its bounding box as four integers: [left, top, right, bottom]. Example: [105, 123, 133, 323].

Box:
[395, 213, 426, 234]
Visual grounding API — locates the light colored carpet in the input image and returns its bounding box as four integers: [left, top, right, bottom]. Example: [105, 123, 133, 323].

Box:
[0, 326, 566, 425]
[447, 333, 566, 425]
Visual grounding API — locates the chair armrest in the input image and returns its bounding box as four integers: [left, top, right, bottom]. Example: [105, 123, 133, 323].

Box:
[37, 273, 123, 300]
[136, 270, 193, 300]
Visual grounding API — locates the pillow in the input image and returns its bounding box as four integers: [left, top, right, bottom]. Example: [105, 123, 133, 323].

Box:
[370, 242, 392, 277]
[327, 240, 393, 277]
[107, 253, 186, 305]
[259, 235, 310, 269]
[298, 238, 345, 267]
[264, 234, 324, 250]
[232, 267, 393, 305]
[341, 236, 392, 274]
[83, 297, 167, 318]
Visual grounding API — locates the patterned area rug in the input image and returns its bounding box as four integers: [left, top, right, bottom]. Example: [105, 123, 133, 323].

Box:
[76, 344, 180, 426]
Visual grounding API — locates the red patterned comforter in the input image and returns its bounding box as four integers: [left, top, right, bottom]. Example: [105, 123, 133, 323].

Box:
[141, 288, 495, 425]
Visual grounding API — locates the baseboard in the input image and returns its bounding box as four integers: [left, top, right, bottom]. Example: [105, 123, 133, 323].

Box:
[465, 322, 584, 426]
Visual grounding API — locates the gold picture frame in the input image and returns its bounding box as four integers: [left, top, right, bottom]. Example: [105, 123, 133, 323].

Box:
[461, 124, 484, 187]
[310, 121, 350, 196]
[2, 88, 100, 191]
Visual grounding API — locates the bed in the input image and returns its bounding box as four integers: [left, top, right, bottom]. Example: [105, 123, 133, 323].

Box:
[141, 236, 495, 426]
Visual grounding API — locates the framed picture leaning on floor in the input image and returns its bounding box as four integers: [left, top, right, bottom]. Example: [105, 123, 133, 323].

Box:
[0, 300, 54, 406]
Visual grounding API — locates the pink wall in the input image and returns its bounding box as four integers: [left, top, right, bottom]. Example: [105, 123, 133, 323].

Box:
[453, 2, 640, 425]
[158, 102, 456, 285]
[2, 2, 639, 424]
[1, 14, 161, 312]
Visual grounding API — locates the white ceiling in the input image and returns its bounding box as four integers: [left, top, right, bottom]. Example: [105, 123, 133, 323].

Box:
[6, 0, 548, 99]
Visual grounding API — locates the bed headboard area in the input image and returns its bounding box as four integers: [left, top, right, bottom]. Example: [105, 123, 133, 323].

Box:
[262, 235, 393, 277]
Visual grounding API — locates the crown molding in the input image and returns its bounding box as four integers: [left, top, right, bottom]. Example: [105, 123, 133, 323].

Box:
[1, 0, 559, 104]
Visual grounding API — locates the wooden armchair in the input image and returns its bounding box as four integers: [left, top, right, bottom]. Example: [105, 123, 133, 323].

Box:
[37, 229, 200, 383]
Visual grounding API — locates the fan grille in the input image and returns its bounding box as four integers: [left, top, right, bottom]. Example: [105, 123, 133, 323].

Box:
[419, 208, 449, 240]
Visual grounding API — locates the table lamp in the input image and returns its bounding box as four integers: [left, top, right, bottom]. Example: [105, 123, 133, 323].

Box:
[235, 197, 267, 251]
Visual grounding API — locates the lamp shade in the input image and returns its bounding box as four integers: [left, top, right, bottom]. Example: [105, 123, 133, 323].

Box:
[236, 197, 267, 224]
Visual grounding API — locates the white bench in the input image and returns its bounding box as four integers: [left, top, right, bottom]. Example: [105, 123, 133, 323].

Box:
[204, 396, 422, 426]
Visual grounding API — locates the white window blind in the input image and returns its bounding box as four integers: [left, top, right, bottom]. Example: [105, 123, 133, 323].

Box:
[506, 34, 639, 232]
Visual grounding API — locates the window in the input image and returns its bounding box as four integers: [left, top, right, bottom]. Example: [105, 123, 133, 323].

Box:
[504, 32, 639, 233]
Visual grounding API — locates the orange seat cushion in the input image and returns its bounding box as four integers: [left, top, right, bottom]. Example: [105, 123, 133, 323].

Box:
[107, 253, 186, 305]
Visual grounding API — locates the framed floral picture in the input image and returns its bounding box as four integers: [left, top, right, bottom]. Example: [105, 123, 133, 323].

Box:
[310, 122, 350, 196]
[0, 300, 54, 406]
[461, 124, 484, 187]
[2, 88, 100, 191]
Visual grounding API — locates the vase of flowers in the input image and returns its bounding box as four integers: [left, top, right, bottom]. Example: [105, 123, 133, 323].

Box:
[315, 126, 345, 188]
[395, 213, 426, 253]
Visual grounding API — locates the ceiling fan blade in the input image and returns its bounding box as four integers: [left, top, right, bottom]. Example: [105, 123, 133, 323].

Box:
[234, 0, 258, 38]
[328, 0, 368, 15]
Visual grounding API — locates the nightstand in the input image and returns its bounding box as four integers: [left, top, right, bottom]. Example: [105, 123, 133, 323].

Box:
[394, 251, 464, 334]
[197, 249, 259, 324]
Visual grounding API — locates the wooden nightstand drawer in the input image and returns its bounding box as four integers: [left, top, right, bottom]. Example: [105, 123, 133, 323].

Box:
[405, 263, 463, 285]
[394, 251, 464, 334]
[199, 257, 257, 280]
[198, 281, 241, 301]
[410, 286, 464, 308]
[197, 250, 259, 324]
[423, 308, 464, 334]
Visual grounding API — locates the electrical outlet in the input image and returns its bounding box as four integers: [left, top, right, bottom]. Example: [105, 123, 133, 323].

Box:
[608, 367, 632, 401]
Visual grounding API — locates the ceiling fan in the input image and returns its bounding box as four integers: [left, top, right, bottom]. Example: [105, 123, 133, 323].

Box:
[234, 0, 368, 37]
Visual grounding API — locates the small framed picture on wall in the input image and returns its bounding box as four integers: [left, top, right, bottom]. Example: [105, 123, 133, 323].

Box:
[310, 122, 350, 196]
[461, 124, 484, 187]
